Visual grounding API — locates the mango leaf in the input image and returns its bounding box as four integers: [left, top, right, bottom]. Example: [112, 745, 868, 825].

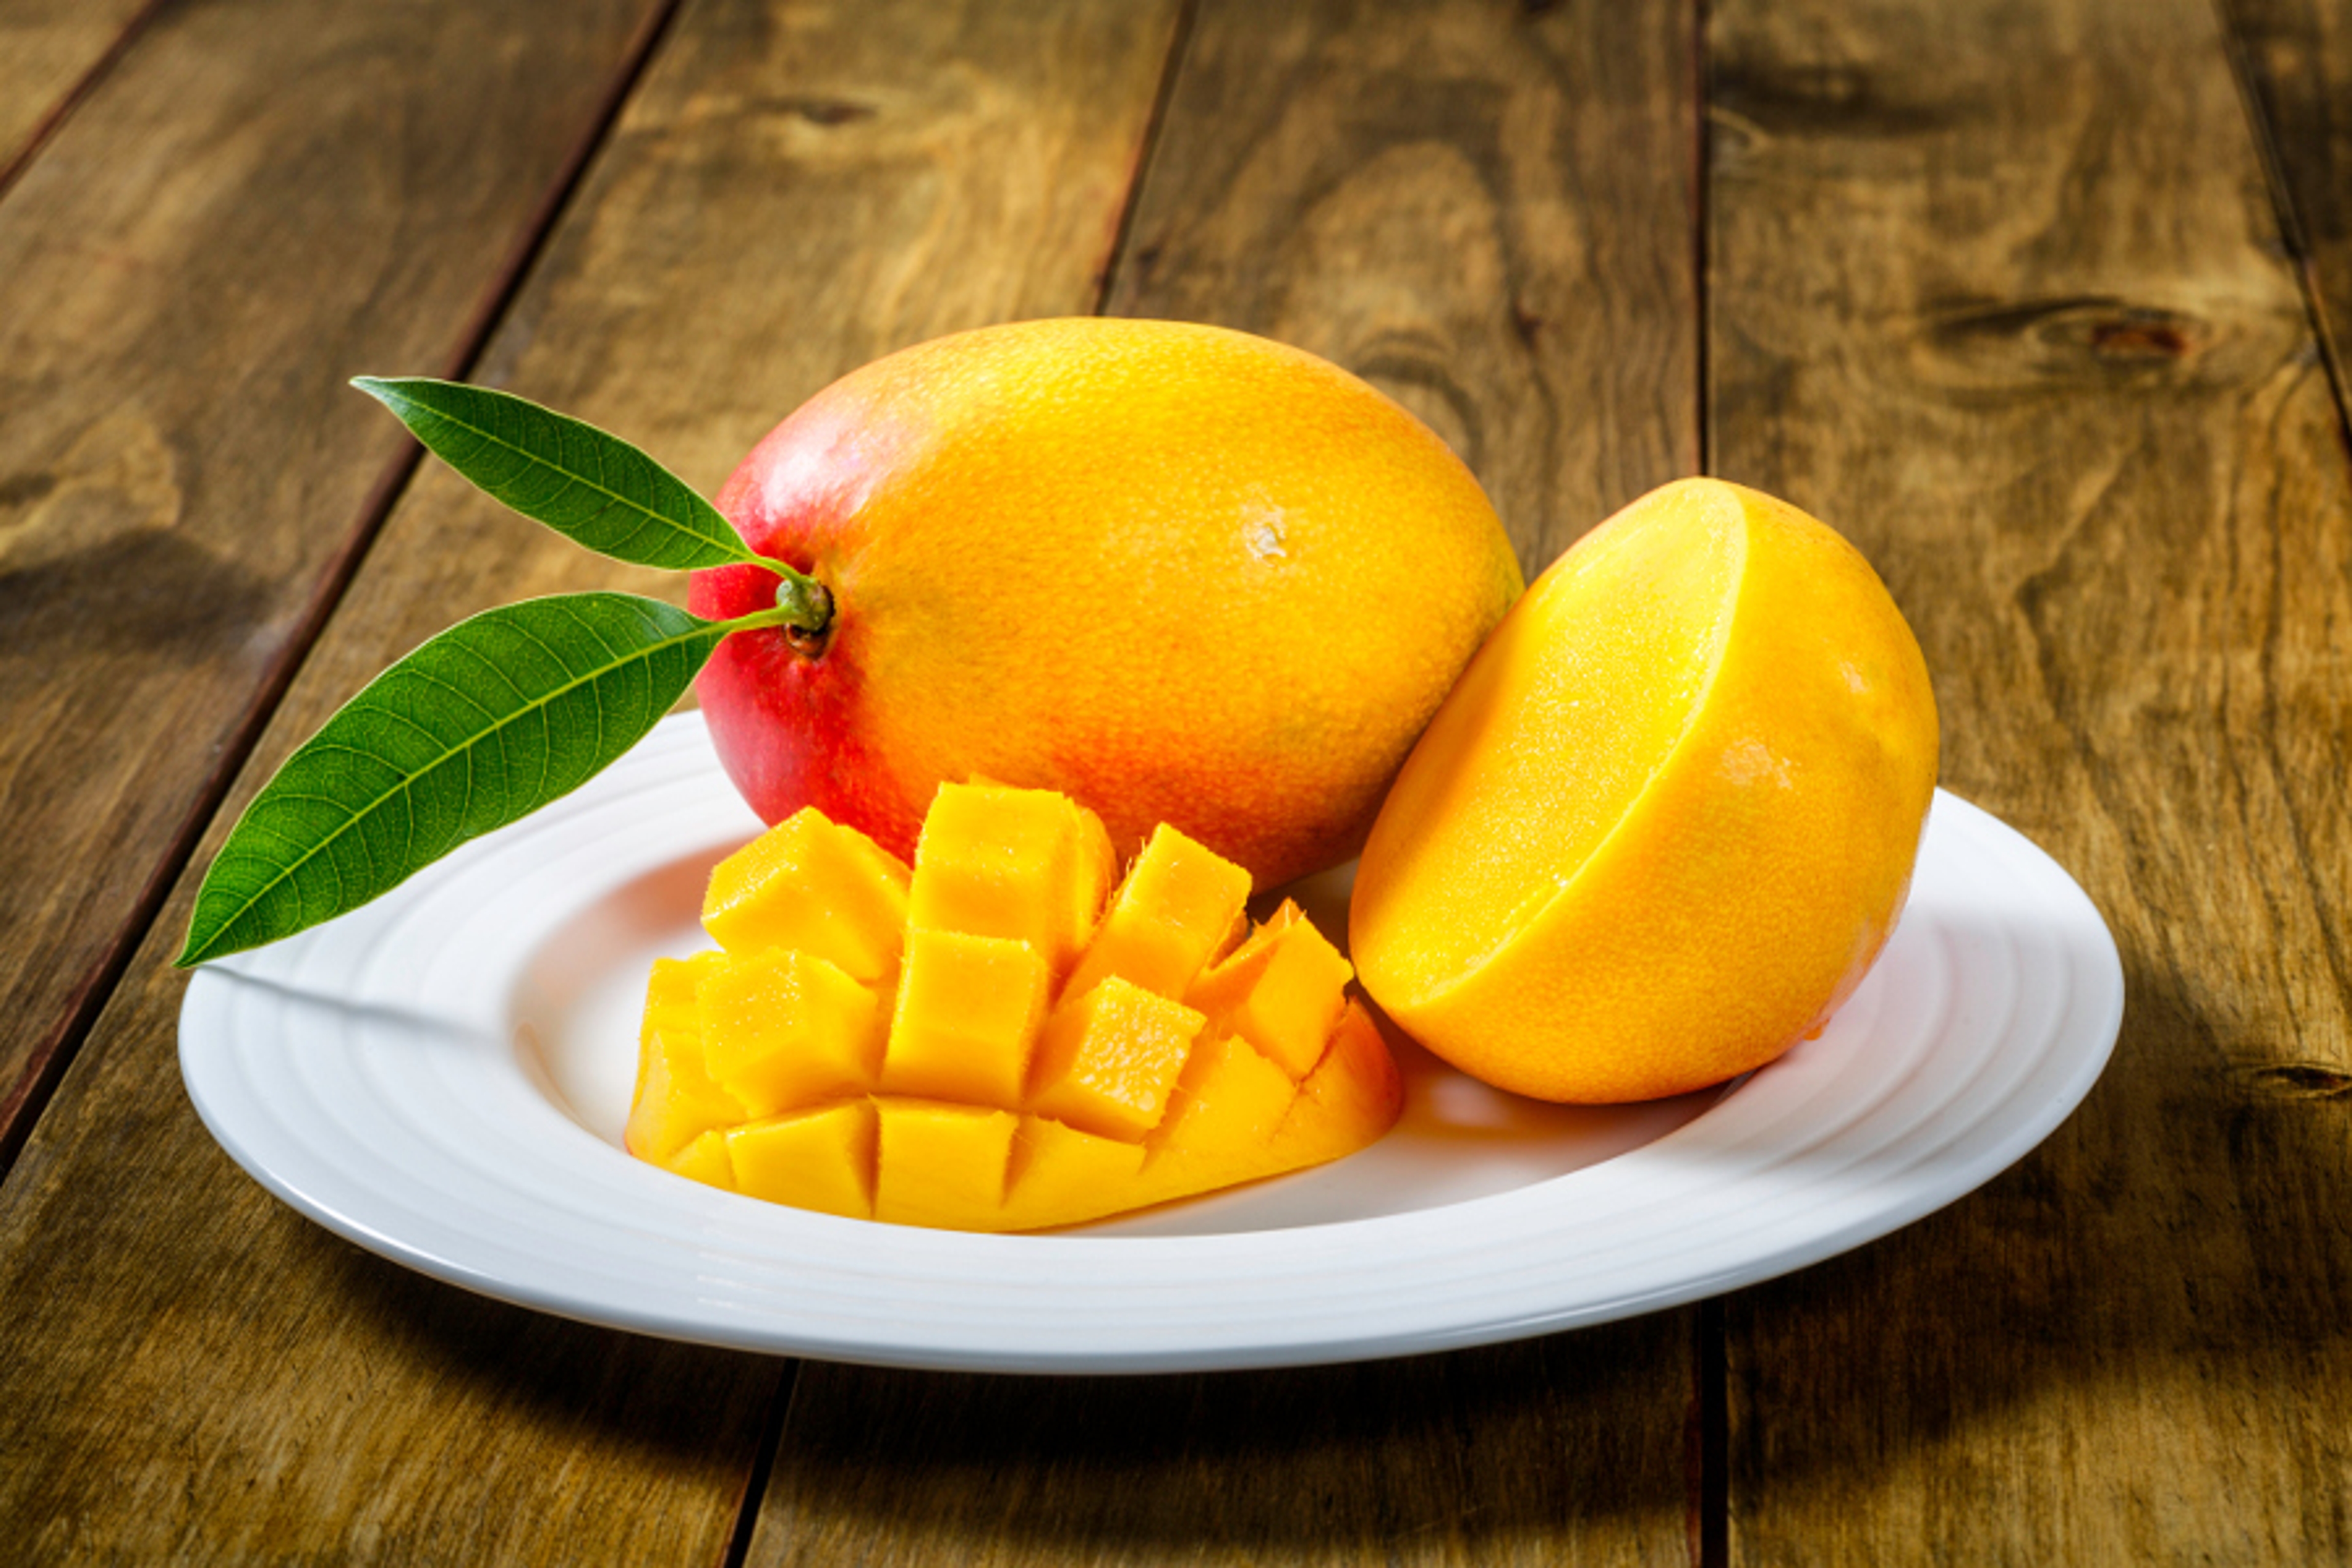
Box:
[353, 377, 761, 571]
[179, 593, 731, 966]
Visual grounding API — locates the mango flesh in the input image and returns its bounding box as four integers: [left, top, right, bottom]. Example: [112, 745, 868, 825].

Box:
[625, 782, 1403, 1229]
[1350, 478, 1939, 1102]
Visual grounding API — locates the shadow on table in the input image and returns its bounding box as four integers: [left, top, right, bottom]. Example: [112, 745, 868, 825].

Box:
[753, 1313, 1697, 1557]
[1709, 949, 2352, 1505]
[298, 1199, 1687, 1558]
[314, 1230, 783, 1469]
[0, 525, 273, 662]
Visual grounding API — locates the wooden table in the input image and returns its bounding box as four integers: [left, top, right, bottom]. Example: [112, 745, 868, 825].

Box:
[4, 1, 2348, 1560]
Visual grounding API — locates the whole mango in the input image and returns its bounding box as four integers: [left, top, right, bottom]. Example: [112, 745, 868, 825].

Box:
[690, 318, 1523, 886]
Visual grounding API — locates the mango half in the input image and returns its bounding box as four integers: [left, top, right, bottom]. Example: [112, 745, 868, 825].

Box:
[625, 782, 1403, 1230]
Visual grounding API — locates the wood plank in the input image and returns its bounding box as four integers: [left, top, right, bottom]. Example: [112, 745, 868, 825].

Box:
[2220, 0, 2352, 409]
[1706, 0, 2352, 1558]
[0, 0, 153, 183]
[0, 0, 670, 1155]
[0, 0, 1181, 1558]
[746, 4, 1703, 1566]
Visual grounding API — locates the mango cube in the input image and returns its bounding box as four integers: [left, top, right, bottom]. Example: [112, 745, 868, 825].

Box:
[635, 952, 730, 1104]
[627, 784, 1401, 1231]
[1027, 976, 1203, 1141]
[703, 807, 910, 982]
[644, 951, 728, 1035]
[729, 1100, 876, 1219]
[906, 782, 1115, 974]
[1185, 899, 1354, 1080]
[1137, 1032, 1301, 1201]
[880, 928, 1049, 1106]
[873, 1098, 1019, 1229]
[666, 1128, 739, 1191]
[699, 948, 883, 1118]
[1000, 1117, 1149, 1232]
[1061, 823, 1252, 1001]
[624, 1025, 745, 1163]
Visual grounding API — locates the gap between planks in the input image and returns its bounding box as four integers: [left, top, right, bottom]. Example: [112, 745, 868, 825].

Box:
[0, 0, 167, 203]
[2209, 0, 2352, 452]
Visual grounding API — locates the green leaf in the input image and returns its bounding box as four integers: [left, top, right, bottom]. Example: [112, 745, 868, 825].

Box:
[353, 377, 761, 571]
[179, 593, 733, 967]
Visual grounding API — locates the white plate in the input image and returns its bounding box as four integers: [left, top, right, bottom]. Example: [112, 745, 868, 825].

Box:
[179, 712, 2122, 1373]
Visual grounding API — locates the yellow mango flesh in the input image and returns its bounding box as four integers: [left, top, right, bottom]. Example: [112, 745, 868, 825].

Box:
[873, 1098, 1021, 1227]
[624, 1025, 745, 1165]
[668, 1128, 737, 1192]
[1185, 899, 1353, 1080]
[1137, 1031, 1300, 1195]
[729, 1101, 874, 1218]
[699, 948, 884, 1117]
[702, 807, 910, 984]
[905, 781, 1114, 976]
[628, 794, 1401, 1229]
[1269, 1001, 1404, 1167]
[1027, 976, 1204, 1142]
[1000, 1118, 1150, 1231]
[1060, 823, 1251, 1001]
[1351, 479, 1939, 1101]
[880, 928, 1050, 1106]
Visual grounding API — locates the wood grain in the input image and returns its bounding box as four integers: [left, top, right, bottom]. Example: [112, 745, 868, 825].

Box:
[2220, 0, 2352, 412]
[0, 0, 1180, 1558]
[0, 0, 668, 1155]
[0, 0, 153, 181]
[747, 4, 1703, 1566]
[1706, 0, 2352, 1558]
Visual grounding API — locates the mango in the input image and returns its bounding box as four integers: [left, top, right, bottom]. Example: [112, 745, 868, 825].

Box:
[688, 319, 1525, 891]
[1351, 478, 1939, 1101]
[626, 789, 1403, 1229]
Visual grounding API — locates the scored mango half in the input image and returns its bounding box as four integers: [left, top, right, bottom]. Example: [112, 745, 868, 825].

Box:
[624, 782, 1404, 1230]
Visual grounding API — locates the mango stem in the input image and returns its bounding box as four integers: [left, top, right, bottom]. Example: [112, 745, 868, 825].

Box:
[764, 560, 834, 650]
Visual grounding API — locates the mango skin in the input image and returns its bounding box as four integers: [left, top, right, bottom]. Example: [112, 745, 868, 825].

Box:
[1350, 479, 1939, 1104]
[688, 318, 1523, 888]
